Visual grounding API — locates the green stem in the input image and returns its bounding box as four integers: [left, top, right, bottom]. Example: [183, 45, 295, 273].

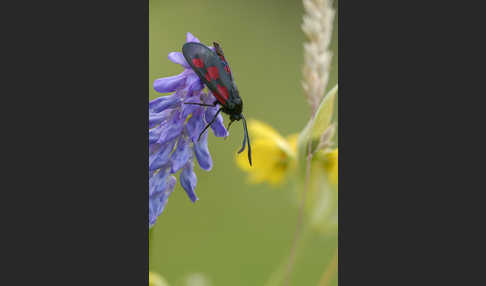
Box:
[149, 227, 154, 268]
[317, 248, 338, 286]
[266, 133, 315, 286]
[264, 226, 313, 286]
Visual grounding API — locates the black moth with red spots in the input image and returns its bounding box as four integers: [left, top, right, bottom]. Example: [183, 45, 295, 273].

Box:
[182, 42, 252, 166]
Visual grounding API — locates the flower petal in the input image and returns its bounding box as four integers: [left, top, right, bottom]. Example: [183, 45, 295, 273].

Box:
[205, 107, 228, 137]
[149, 109, 172, 129]
[181, 97, 201, 118]
[149, 143, 162, 169]
[180, 162, 198, 202]
[186, 109, 205, 142]
[149, 168, 169, 196]
[154, 72, 186, 93]
[170, 136, 192, 173]
[149, 93, 180, 113]
[149, 140, 176, 171]
[149, 174, 176, 228]
[203, 91, 217, 105]
[186, 32, 200, 43]
[149, 125, 162, 144]
[168, 52, 190, 68]
[235, 138, 288, 185]
[247, 119, 293, 155]
[186, 73, 204, 94]
[157, 111, 185, 145]
[193, 131, 212, 171]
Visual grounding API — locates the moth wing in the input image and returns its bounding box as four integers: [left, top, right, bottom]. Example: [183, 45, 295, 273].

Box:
[182, 42, 233, 104]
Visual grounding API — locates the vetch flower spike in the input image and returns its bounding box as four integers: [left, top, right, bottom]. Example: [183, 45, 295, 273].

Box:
[149, 32, 229, 228]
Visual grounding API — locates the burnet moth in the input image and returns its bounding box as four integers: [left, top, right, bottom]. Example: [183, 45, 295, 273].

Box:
[182, 41, 252, 166]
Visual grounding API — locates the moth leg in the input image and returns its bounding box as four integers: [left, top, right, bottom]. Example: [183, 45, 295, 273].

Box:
[227, 120, 234, 131]
[224, 120, 234, 141]
[183, 102, 216, 107]
[239, 115, 252, 166]
[184, 100, 219, 107]
[197, 108, 223, 142]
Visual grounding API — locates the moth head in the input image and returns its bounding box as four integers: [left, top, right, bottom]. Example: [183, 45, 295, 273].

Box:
[213, 42, 224, 57]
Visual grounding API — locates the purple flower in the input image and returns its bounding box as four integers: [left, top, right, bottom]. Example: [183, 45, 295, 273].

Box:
[149, 169, 176, 228]
[149, 32, 229, 228]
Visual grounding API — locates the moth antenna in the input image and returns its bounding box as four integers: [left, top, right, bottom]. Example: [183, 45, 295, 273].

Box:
[239, 115, 252, 166]
[237, 121, 247, 154]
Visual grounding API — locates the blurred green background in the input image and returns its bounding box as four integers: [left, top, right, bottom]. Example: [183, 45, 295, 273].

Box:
[149, 0, 338, 285]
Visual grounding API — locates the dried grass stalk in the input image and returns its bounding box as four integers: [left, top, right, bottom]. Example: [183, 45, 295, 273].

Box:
[302, 0, 335, 114]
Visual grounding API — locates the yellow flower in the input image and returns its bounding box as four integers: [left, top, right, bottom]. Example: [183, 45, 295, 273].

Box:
[236, 119, 298, 185]
[318, 148, 338, 186]
[149, 272, 169, 286]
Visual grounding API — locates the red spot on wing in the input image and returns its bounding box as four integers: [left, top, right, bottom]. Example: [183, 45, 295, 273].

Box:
[207, 66, 219, 80]
[224, 65, 231, 74]
[212, 91, 226, 104]
[205, 72, 210, 82]
[192, 58, 204, 68]
[216, 84, 229, 100]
